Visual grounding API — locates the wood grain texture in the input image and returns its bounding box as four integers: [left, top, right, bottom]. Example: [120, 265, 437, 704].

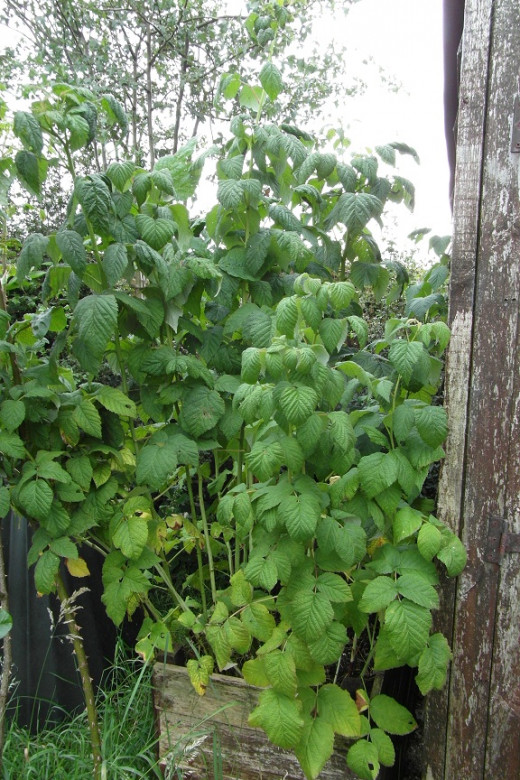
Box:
[426, 0, 520, 777]
[152, 663, 355, 780]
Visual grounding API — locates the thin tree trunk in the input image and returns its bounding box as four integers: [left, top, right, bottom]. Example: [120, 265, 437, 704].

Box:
[173, 33, 190, 153]
[146, 22, 155, 167]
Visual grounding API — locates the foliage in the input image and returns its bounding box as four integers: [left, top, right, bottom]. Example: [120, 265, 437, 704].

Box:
[1, 0, 357, 168]
[2, 643, 162, 779]
[0, 59, 462, 780]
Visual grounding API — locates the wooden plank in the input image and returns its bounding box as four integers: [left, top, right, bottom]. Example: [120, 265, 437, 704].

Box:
[442, 0, 520, 777]
[481, 6, 520, 773]
[152, 663, 356, 780]
[424, 1, 494, 776]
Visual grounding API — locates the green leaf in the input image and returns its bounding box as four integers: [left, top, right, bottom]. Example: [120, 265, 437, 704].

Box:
[19, 479, 53, 521]
[281, 493, 320, 541]
[417, 522, 443, 560]
[242, 657, 269, 687]
[276, 296, 298, 337]
[397, 572, 439, 609]
[72, 294, 118, 373]
[248, 689, 304, 749]
[241, 602, 275, 641]
[370, 728, 396, 767]
[241, 347, 262, 383]
[370, 694, 417, 735]
[0, 431, 26, 460]
[437, 533, 467, 576]
[239, 84, 264, 111]
[316, 572, 352, 603]
[14, 111, 43, 154]
[15, 150, 42, 195]
[0, 399, 25, 431]
[359, 576, 398, 613]
[49, 536, 78, 559]
[136, 215, 174, 250]
[416, 633, 452, 694]
[388, 340, 429, 385]
[102, 556, 150, 625]
[289, 590, 334, 643]
[230, 569, 253, 607]
[319, 318, 349, 353]
[106, 160, 136, 191]
[73, 398, 102, 438]
[56, 230, 87, 277]
[307, 621, 347, 665]
[103, 242, 128, 286]
[246, 440, 284, 482]
[136, 439, 178, 491]
[180, 387, 225, 437]
[0, 608, 12, 640]
[264, 650, 297, 696]
[317, 684, 361, 737]
[17, 233, 48, 280]
[112, 514, 148, 559]
[34, 550, 60, 594]
[260, 62, 283, 100]
[384, 599, 432, 660]
[357, 452, 398, 499]
[325, 192, 383, 233]
[94, 386, 136, 417]
[346, 740, 380, 780]
[414, 405, 448, 447]
[75, 175, 112, 234]
[393, 506, 423, 543]
[279, 385, 318, 425]
[65, 456, 93, 491]
[0, 486, 10, 519]
[205, 623, 232, 669]
[294, 716, 335, 780]
[217, 178, 244, 210]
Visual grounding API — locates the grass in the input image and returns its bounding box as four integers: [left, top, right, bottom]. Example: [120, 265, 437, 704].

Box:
[2, 641, 163, 780]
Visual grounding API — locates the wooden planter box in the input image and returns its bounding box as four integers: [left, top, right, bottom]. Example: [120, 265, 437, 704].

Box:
[152, 662, 356, 779]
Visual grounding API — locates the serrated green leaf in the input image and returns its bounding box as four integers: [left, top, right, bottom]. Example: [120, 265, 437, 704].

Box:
[0, 431, 26, 459]
[370, 728, 396, 767]
[15, 150, 42, 196]
[65, 456, 93, 491]
[417, 522, 443, 560]
[246, 440, 284, 482]
[248, 689, 304, 749]
[17, 232, 48, 280]
[414, 405, 448, 447]
[416, 632, 452, 694]
[94, 386, 136, 417]
[397, 572, 439, 609]
[241, 602, 275, 641]
[56, 230, 87, 276]
[281, 493, 320, 541]
[180, 386, 225, 438]
[357, 452, 398, 499]
[317, 683, 361, 737]
[72, 294, 118, 373]
[241, 347, 262, 383]
[436, 533, 467, 576]
[75, 175, 112, 234]
[393, 506, 423, 543]
[73, 398, 102, 438]
[106, 160, 136, 191]
[319, 318, 349, 353]
[388, 340, 429, 385]
[19, 479, 53, 521]
[103, 242, 128, 286]
[205, 623, 232, 669]
[276, 296, 298, 337]
[14, 110, 43, 154]
[325, 192, 383, 233]
[111, 514, 148, 559]
[0, 486, 10, 519]
[259, 62, 284, 100]
[264, 650, 297, 696]
[230, 569, 253, 607]
[294, 715, 335, 780]
[289, 590, 334, 643]
[136, 215, 174, 250]
[347, 739, 380, 780]
[279, 385, 318, 426]
[34, 550, 60, 594]
[0, 399, 25, 431]
[217, 178, 244, 209]
[384, 599, 432, 660]
[136, 439, 178, 491]
[0, 608, 13, 640]
[49, 536, 78, 559]
[370, 694, 417, 735]
[307, 621, 346, 665]
[359, 576, 398, 613]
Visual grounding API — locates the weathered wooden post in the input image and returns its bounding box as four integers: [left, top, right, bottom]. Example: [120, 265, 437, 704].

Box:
[424, 1, 520, 777]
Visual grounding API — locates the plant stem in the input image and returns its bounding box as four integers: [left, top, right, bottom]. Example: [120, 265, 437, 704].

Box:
[198, 469, 217, 605]
[55, 572, 103, 780]
[186, 467, 207, 617]
[154, 561, 189, 613]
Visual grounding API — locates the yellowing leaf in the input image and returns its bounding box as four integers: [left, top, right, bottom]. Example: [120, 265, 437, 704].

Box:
[66, 557, 91, 578]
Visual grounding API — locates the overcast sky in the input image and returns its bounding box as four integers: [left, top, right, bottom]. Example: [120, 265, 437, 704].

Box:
[316, 0, 452, 244]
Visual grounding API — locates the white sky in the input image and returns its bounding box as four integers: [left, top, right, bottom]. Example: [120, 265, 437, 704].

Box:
[1, 0, 452, 249]
[316, 0, 452, 243]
